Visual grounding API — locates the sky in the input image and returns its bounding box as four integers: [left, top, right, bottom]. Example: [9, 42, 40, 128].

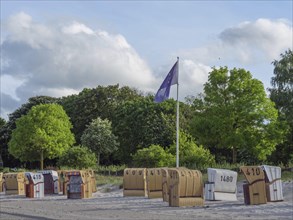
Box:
[1, 0, 292, 120]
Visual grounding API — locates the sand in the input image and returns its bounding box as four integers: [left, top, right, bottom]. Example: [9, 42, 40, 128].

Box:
[0, 181, 292, 220]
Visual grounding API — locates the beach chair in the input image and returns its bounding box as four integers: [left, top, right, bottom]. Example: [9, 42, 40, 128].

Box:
[240, 166, 267, 205]
[3, 172, 26, 195]
[261, 165, 283, 202]
[146, 168, 163, 199]
[25, 172, 44, 198]
[205, 168, 238, 201]
[123, 168, 147, 197]
[169, 168, 204, 207]
[38, 170, 59, 194]
[66, 170, 92, 199]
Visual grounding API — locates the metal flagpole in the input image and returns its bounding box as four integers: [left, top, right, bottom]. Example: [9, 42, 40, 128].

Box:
[176, 57, 179, 168]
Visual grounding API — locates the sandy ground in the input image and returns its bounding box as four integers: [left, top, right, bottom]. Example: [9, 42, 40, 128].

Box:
[0, 181, 292, 220]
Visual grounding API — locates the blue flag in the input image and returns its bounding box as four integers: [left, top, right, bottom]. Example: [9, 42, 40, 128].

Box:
[154, 60, 178, 103]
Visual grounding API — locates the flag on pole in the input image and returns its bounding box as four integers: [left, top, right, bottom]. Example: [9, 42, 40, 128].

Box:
[154, 60, 179, 103]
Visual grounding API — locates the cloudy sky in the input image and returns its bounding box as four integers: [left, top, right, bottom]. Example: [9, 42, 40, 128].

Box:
[1, 1, 292, 120]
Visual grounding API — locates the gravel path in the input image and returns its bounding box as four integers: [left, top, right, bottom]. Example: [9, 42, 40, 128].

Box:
[0, 181, 292, 220]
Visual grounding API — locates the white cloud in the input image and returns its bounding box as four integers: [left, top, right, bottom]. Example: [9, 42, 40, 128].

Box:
[5, 12, 54, 49]
[181, 18, 292, 65]
[0, 93, 20, 120]
[219, 18, 292, 62]
[176, 18, 292, 98]
[1, 12, 157, 118]
[62, 21, 95, 35]
[0, 75, 25, 101]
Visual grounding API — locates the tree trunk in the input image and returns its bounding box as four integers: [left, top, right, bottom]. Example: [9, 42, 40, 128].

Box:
[232, 147, 237, 164]
[40, 150, 44, 170]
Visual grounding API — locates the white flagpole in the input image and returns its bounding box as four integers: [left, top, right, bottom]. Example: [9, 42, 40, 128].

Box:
[176, 57, 180, 168]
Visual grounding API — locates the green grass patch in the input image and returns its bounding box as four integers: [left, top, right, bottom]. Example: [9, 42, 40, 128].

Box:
[96, 174, 123, 187]
[281, 170, 293, 181]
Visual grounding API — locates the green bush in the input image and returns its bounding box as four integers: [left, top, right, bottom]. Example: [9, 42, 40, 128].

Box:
[169, 131, 215, 169]
[132, 144, 175, 168]
[57, 145, 97, 169]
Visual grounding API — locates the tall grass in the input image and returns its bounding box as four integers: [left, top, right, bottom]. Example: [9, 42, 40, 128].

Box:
[95, 165, 126, 176]
[96, 174, 123, 187]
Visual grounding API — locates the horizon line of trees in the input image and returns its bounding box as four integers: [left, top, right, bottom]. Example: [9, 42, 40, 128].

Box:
[0, 49, 292, 169]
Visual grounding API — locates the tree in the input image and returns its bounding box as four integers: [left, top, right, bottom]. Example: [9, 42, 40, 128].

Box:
[112, 97, 176, 164]
[57, 145, 97, 169]
[60, 84, 142, 143]
[0, 117, 6, 128]
[81, 117, 119, 165]
[0, 96, 58, 167]
[268, 49, 293, 164]
[132, 144, 175, 168]
[112, 95, 193, 165]
[8, 104, 75, 169]
[168, 131, 215, 169]
[190, 67, 286, 163]
[0, 117, 6, 167]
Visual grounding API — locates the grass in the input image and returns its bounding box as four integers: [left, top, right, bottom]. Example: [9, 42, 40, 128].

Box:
[281, 170, 293, 181]
[96, 174, 123, 188]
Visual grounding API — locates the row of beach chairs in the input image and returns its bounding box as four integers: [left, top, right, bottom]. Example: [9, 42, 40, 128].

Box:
[123, 165, 283, 206]
[0, 169, 97, 199]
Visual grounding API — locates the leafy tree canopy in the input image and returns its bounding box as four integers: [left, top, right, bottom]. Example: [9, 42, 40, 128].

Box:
[0, 117, 6, 128]
[190, 67, 286, 163]
[57, 145, 97, 169]
[8, 103, 75, 169]
[81, 117, 119, 165]
[269, 49, 293, 124]
[169, 131, 215, 169]
[132, 144, 175, 168]
[112, 97, 177, 164]
[0, 96, 58, 167]
[60, 84, 143, 143]
[268, 49, 293, 164]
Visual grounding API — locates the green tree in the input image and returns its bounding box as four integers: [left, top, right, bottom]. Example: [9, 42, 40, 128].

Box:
[169, 131, 215, 169]
[8, 103, 75, 169]
[0, 96, 58, 167]
[112, 97, 176, 164]
[132, 144, 175, 168]
[57, 145, 97, 169]
[190, 67, 286, 163]
[0, 117, 6, 128]
[0, 117, 6, 167]
[268, 49, 293, 164]
[81, 117, 119, 165]
[60, 85, 142, 143]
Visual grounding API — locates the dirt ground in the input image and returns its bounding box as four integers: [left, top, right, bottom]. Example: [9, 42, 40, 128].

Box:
[0, 181, 292, 220]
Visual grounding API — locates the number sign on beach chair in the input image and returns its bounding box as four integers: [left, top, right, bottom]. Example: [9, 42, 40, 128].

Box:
[261, 165, 283, 202]
[240, 166, 267, 205]
[25, 172, 44, 198]
[205, 168, 238, 201]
